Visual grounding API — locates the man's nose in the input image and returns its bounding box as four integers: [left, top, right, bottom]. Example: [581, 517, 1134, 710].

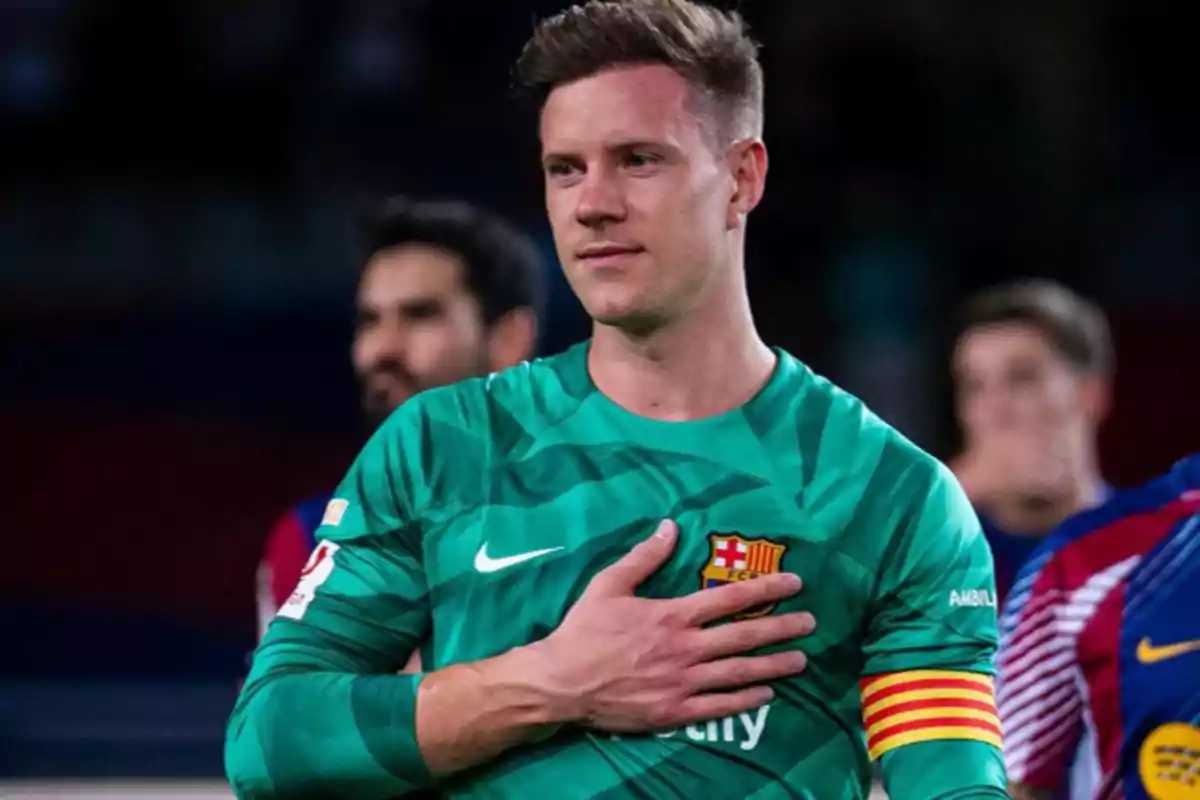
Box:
[360, 323, 409, 365]
[574, 171, 626, 228]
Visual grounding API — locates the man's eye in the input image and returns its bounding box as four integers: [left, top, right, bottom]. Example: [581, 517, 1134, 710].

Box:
[402, 301, 443, 321]
[546, 162, 578, 177]
[1009, 366, 1043, 387]
[625, 153, 659, 168]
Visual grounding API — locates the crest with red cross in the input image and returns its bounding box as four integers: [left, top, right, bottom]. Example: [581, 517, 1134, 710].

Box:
[699, 533, 789, 619]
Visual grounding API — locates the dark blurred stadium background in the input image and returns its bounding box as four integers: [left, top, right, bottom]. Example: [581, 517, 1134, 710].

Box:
[2, 0, 1198, 794]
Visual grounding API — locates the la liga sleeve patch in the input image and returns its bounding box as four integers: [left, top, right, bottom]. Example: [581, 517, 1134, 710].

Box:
[277, 541, 341, 621]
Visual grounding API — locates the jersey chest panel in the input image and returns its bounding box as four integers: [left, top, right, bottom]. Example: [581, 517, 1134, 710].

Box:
[423, 447, 877, 721]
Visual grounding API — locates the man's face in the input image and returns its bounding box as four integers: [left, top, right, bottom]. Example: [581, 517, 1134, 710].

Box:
[538, 64, 741, 329]
[953, 322, 1095, 444]
[352, 244, 488, 424]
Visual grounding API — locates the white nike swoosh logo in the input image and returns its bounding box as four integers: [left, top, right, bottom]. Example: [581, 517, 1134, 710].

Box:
[474, 543, 564, 574]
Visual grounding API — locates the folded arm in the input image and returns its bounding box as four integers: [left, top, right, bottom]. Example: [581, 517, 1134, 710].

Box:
[861, 459, 1008, 799]
[227, 411, 564, 799]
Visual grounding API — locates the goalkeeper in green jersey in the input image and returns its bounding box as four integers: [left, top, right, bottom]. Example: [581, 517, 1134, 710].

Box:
[227, 1, 1008, 797]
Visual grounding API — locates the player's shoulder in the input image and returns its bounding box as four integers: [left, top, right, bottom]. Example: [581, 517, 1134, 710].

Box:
[1056, 454, 1198, 542]
[380, 343, 590, 453]
[783, 350, 952, 493]
[477, 342, 591, 416]
[1028, 454, 1200, 579]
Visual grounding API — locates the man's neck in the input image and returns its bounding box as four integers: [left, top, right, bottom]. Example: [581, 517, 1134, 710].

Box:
[987, 469, 1107, 537]
[587, 291, 775, 422]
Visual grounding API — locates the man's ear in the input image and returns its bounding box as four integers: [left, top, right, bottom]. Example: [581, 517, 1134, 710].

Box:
[1080, 374, 1112, 426]
[487, 308, 538, 371]
[725, 138, 768, 229]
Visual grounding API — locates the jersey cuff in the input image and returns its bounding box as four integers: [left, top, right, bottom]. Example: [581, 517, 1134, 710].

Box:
[395, 673, 434, 784]
[353, 672, 435, 787]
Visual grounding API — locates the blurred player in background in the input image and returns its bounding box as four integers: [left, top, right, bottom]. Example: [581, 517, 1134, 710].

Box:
[228, 1, 1005, 798]
[998, 454, 1200, 800]
[951, 280, 1115, 606]
[256, 196, 543, 639]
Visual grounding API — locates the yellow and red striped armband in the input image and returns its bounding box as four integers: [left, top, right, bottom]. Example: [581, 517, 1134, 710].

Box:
[860, 670, 1002, 761]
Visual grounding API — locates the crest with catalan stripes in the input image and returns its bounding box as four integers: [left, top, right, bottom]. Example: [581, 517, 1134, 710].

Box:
[700, 533, 789, 619]
[860, 670, 1002, 761]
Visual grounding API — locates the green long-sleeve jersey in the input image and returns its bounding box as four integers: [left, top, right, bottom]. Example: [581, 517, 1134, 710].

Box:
[227, 343, 1008, 799]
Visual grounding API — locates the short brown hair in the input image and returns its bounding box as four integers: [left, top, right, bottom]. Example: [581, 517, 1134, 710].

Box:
[959, 279, 1114, 375]
[514, 0, 764, 143]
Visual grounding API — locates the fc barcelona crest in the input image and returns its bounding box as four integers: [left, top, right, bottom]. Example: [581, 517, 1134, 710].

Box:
[700, 533, 789, 619]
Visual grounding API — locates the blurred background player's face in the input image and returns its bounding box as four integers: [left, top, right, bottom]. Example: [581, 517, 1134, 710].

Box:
[953, 322, 1099, 444]
[352, 244, 489, 424]
[539, 64, 736, 329]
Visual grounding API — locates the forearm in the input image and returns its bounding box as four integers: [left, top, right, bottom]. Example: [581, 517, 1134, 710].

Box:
[227, 670, 427, 799]
[416, 644, 567, 775]
[227, 641, 568, 798]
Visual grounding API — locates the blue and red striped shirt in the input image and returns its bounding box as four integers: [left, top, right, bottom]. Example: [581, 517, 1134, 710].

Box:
[997, 455, 1200, 800]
